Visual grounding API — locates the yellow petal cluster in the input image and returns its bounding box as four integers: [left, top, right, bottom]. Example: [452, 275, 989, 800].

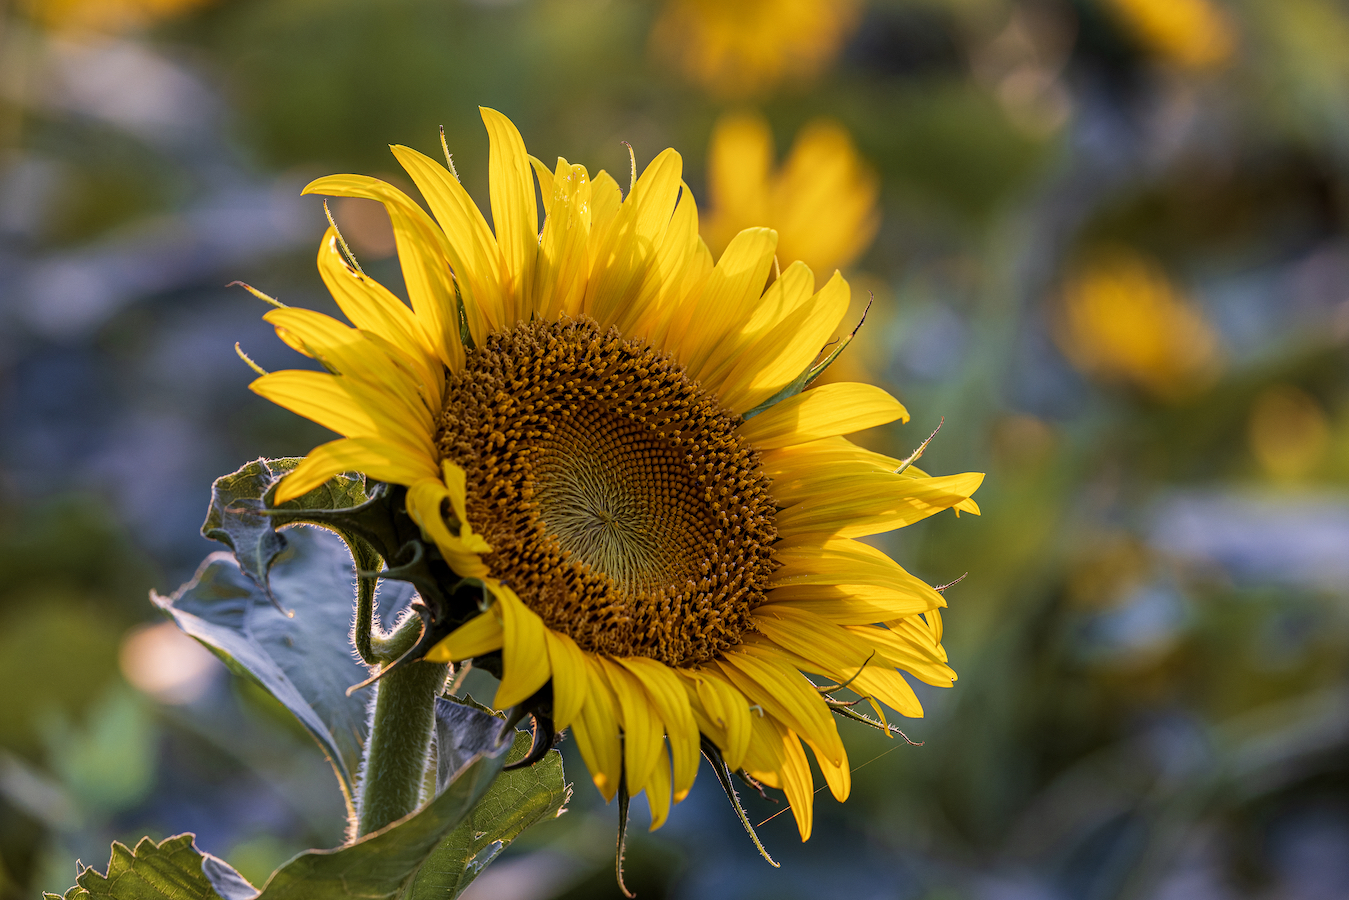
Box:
[703, 112, 881, 279]
[649, 0, 862, 98]
[1103, 0, 1238, 69]
[1055, 246, 1221, 401]
[251, 108, 983, 840]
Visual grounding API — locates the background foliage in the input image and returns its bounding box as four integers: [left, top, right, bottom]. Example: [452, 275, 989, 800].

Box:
[4, 0, 1349, 897]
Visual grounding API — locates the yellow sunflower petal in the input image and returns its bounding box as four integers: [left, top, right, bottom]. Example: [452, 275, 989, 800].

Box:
[737, 383, 909, 450]
[481, 107, 538, 325]
[842, 625, 957, 687]
[423, 609, 503, 663]
[313, 228, 440, 379]
[543, 629, 589, 731]
[751, 605, 882, 676]
[926, 607, 944, 644]
[679, 668, 752, 771]
[758, 434, 898, 481]
[645, 742, 673, 831]
[438, 460, 472, 534]
[390, 144, 503, 341]
[716, 651, 843, 767]
[490, 583, 553, 709]
[884, 614, 949, 663]
[740, 259, 816, 340]
[620, 181, 701, 341]
[617, 657, 700, 804]
[303, 175, 464, 373]
[850, 666, 923, 718]
[262, 308, 430, 417]
[765, 583, 935, 608]
[249, 370, 433, 456]
[760, 592, 937, 625]
[775, 471, 985, 539]
[586, 148, 684, 329]
[405, 479, 490, 578]
[587, 169, 624, 255]
[533, 158, 592, 322]
[599, 658, 663, 799]
[743, 635, 925, 721]
[276, 437, 439, 504]
[769, 536, 945, 610]
[714, 269, 849, 413]
[680, 226, 778, 379]
[571, 658, 622, 802]
[762, 716, 815, 841]
[805, 735, 850, 803]
[762, 437, 985, 519]
[740, 712, 783, 791]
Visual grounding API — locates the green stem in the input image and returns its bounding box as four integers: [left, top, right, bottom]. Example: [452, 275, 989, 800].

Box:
[355, 614, 446, 837]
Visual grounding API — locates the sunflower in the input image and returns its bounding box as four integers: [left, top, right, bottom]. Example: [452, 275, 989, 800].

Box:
[250, 108, 983, 841]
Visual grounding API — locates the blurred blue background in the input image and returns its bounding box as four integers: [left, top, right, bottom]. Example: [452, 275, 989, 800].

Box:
[4, 0, 1349, 898]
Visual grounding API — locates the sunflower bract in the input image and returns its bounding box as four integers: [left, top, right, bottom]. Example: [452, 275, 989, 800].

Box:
[250, 107, 984, 840]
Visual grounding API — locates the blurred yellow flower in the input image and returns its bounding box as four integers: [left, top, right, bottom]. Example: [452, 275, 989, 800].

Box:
[650, 0, 862, 98]
[1248, 385, 1330, 481]
[24, 0, 215, 32]
[1102, 0, 1238, 69]
[702, 112, 880, 278]
[1056, 247, 1221, 400]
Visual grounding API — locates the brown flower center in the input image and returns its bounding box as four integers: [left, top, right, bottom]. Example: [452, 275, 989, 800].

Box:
[435, 317, 776, 666]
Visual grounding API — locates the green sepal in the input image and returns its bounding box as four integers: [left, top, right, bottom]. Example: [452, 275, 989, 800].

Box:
[48, 834, 254, 900]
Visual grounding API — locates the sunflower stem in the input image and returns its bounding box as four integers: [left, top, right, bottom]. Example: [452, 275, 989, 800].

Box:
[355, 652, 447, 838]
[353, 613, 446, 838]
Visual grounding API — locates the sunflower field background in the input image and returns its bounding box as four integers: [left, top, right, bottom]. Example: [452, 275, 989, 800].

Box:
[4, 0, 1349, 898]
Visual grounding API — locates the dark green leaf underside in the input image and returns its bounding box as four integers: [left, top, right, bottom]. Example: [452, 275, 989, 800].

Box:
[153, 528, 413, 813]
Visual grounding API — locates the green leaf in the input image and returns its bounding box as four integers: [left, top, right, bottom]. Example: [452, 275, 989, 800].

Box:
[49, 834, 255, 900]
[253, 723, 513, 900]
[200, 458, 372, 598]
[407, 705, 570, 900]
[152, 528, 413, 817]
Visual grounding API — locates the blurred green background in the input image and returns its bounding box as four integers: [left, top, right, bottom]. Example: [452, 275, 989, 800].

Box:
[4, 0, 1349, 897]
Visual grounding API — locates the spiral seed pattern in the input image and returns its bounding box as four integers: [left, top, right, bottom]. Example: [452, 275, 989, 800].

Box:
[435, 317, 777, 666]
